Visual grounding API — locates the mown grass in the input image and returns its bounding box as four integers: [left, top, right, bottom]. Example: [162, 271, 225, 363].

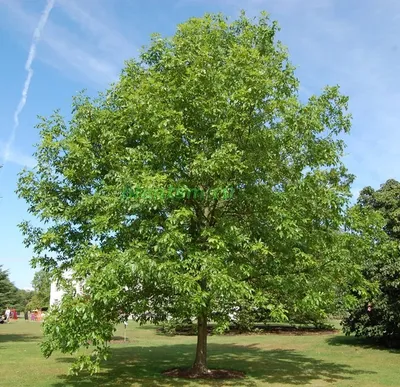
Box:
[0, 320, 399, 386]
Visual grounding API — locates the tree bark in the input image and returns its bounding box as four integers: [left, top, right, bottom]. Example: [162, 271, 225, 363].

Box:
[190, 206, 211, 376]
[192, 312, 209, 375]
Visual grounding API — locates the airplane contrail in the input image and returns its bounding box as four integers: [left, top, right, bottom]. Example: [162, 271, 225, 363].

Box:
[1, 0, 55, 168]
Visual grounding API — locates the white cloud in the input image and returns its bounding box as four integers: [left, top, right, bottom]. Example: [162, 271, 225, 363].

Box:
[2, 0, 54, 171]
[0, 0, 138, 86]
[57, 0, 135, 60]
[0, 142, 35, 168]
[350, 187, 361, 201]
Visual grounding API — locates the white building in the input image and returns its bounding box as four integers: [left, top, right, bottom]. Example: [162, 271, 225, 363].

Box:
[49, 270, 83, 306]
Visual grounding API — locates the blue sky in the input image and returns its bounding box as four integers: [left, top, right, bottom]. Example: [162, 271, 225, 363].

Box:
[0, 0, 399, 289]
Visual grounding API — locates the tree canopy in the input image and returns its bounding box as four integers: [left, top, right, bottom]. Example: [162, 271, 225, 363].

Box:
[343, 179, 400, 345]
[16, 11, 371, 376]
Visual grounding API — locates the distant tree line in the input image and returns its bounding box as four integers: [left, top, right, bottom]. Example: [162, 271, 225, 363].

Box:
[0, 266, 50, 313]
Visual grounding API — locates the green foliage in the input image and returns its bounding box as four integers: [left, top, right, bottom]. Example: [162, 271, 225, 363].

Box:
[342, 257, 400, 345]
[15, 289, 34, 312]
[0, 265, 35, 312]
[16, 11, 365, 373]
[160, 317, 196, 335]
[26, 269, 51, 311]
[0, 265, 19, 311]
[342, 180, 400, 345]
[41, 294, 114, 375]
[0, 266, 35, 312]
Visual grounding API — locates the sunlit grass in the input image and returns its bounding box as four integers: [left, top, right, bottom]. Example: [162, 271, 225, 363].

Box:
[0, 320, 399, 386]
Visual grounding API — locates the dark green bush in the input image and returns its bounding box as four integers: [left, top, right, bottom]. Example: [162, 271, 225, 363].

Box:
[342, 253, 400, 346]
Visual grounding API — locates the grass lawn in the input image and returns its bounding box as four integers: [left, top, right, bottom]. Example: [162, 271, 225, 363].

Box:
[0, 320, 399, 386]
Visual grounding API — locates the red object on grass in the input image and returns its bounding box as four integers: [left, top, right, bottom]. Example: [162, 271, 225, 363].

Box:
[11, 309, 18, 319]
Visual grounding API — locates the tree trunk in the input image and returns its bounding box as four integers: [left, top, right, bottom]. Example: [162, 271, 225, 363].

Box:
[191, 312, 209, 375]
[191, 207, 211, 376]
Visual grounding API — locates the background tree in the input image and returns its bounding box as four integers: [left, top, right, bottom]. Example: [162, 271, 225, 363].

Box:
[14, 289, 34, 312]
[342, 179, 400, 346]
[0, 264, 35, 312]
[26, 269, 51, 311]
[17, 12, 366, 377]
[0, 265, 19, 311]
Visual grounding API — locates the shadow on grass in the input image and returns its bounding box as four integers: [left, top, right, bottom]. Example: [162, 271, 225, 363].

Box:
[0, 333, 40, 344]
[327, 335, 400, 353]
[157, 324, 338, 337]
[136, 324, 158, 331]
[51, 342, 375, 386]
[110, 336, 126, 341]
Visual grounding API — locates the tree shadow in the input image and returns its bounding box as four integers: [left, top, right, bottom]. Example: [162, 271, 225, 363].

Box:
[327, 335, 400, 353]
[110, 335, 127, 341]
[136, 324, 158, 331]
[51, 342, 375, 386]
[157, 323, 338, 337]
[0, 333, 40, 344]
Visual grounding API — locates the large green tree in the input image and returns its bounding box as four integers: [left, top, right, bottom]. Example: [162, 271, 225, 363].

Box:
[17, 12, 366, 376]
[342, 179, 400, 345]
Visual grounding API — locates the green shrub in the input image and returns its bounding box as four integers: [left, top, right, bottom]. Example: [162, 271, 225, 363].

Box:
[342, 253, 400, 347]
